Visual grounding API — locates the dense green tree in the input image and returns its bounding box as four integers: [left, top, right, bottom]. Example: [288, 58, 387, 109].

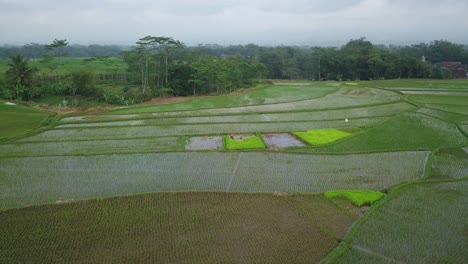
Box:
[71, 70, 97, 96]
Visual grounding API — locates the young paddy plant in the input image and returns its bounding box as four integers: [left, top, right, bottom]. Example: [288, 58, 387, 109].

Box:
[292, 129, 352, 145]
[223, 133, 266, 150]
[324, 190, 385, 207]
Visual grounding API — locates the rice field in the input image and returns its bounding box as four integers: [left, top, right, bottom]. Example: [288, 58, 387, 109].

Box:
[56, 102, 415, 128]
[302, 112, 468, 153]
[0, 104, 50, 142]
[407, 94, 468, 105]
[19, 117, 387, 143]
[0, 151, 429, 210]
[109, 86, 400, 115]
[326, 181, 468, 263]
[0, 137, 183, 157]
[0, 192, 358, 263]
[430, 148, 468, 179]
[1, 80, 468, 263]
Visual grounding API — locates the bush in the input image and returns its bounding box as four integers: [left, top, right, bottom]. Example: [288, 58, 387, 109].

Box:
[71, 70, 97, 96]
[101, 90, 136, 105]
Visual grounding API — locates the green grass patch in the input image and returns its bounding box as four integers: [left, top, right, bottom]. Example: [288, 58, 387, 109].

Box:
[324, 190, 384, 207]
[0, 104, 50, 141]
[224, 134, 266, 150]
[292, 129, 352, 145]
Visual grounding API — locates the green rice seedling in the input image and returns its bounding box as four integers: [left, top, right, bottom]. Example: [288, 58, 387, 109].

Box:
[224, 134, 266, 150]
[324, 190, 385, 207]
[292, 129, 352, 145]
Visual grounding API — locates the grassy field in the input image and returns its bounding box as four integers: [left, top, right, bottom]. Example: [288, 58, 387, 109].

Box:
[1, 79, 467, 262]
[0, 104, 51, 142]
[0, 192, 359, 263]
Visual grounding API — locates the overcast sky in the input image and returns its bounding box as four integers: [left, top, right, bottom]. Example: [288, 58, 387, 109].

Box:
[1, 0, 467, 46]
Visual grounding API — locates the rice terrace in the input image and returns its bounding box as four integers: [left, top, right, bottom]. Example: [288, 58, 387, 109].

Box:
[1, 78, 467, 263]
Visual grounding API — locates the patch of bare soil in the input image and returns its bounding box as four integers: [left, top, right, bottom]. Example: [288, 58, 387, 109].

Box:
[262, 133, 305, 148]
[186, 136, 223, 150]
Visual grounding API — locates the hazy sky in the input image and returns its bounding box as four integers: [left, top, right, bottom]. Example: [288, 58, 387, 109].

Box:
[1, 0, 467, 46]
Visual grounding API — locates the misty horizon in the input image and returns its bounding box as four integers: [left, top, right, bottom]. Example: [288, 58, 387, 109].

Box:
[1, 0, 467, 47]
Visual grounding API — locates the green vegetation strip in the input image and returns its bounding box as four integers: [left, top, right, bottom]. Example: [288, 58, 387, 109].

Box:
[224, 134, 266, 150]
[0, 192, 358, 263]
[292, 129, 351, 145]
[0, 104, 50, 142]
[324, 190, 384, 207]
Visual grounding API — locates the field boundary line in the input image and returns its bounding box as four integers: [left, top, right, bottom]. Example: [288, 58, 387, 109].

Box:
[262, 114, 271, 121]
[421, 152, 431, 178]
[52, 116, 391, 131]
[226, 153, 243, 191]
[352, 245, 403, 264]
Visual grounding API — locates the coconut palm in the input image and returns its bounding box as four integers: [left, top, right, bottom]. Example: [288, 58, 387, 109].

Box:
[6, 55, 37, 99]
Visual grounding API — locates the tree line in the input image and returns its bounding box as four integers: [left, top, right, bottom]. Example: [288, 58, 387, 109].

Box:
[0, 44, 125, 58]
[1, 37, 467, 104]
